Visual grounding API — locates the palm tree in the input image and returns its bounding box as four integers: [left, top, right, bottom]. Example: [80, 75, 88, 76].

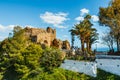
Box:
[89, 29, 98, 51]
[85, 28, 98, 52]
[75, 23, 86, 53]
[69, 23, 86, 53]
[69, 14, 98, 57]
[75, 14, 92, 53]
[69, 29, 75, 49]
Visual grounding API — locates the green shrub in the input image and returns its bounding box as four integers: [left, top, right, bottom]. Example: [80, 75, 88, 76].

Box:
[75, 55, 84, 60]
[0, 72, 3, 80]
[0, 43, 43, 79]
[40, 48, 64, 72]
[95, 69, 120, 80]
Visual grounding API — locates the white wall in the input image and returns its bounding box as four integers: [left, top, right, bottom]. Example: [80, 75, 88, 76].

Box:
[60, 60, 97, 77]
[61, 59, 120, 77]
[96, 59, 120, 76]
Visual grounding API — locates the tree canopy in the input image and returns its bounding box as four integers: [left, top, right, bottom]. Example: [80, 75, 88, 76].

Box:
[69, 14, 98, 55]
[99, 0, 120, 51]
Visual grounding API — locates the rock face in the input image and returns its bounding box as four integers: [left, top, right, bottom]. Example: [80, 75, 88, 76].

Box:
[24, 27, 70, 50]
[62, 40, 70, 50]
[51, 39, 70, 50]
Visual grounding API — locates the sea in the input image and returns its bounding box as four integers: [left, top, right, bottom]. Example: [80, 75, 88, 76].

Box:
[92, 47, 117, 52]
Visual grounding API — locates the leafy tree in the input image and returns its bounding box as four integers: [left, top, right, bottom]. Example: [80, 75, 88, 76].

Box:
[0, 28, 27, 79]
[14, 44, 43, 79]
[89, 30, 99, 51]
[0, 26, 43, 79]
[102, 32, 114, 52]
[74, 15, 92, 53]
[99, 0, 120, 51]
[0, 41, 1, 45]
[40, 48, 64, 72]
[70, 14, 98, 55]
[69, 29, 75, 49]
[13, 26, 22, 36]
[85, 27, 98, 52]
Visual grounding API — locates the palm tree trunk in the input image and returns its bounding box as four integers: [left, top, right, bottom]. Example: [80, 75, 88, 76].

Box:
[71, 34, 75, 49]
[86, 41, 90, 52]
[81, 39, 85, 54]
[89, 43, 91, 51]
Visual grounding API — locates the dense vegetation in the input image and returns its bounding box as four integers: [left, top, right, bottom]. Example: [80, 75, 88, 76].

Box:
[0, 26, 119, 80]
[99, 0, 120, 53]
[0, 0, 120, 79]
[69, 0, 120, 55]
[0, 26, 65, 80]
[11, 68, 120, 80]
[69, 14, 98, 58]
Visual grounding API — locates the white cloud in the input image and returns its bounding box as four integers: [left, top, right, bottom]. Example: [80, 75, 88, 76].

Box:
[0, 36, 7, 41]
[91, 15, 99, 22]
[57, 12, 68, 16]
[53, 24, 67, 29]
[0, 24, 15, 41]
[80, 8, 89, 16]
[0, 25, 5, 30]
[0, 24, 14, 32]
[25, 25, 35, 28]
[75, 8, 89, 21]
[75, 8, 99, 23]
[40, 11, 69, 28]
[75, 16, 84, 21]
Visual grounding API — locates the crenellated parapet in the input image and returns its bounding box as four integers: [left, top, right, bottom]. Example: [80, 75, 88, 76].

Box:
[24, 26, 70, 50]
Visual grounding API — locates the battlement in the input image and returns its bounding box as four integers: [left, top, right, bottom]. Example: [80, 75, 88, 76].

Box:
[25, 27, 56, 46]
[25, 27, 56, 35]
[24, 26, 70, 50]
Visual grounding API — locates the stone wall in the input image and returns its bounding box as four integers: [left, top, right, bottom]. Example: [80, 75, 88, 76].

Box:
[24, 27, 70, 50]
[25, 27, 56, 47]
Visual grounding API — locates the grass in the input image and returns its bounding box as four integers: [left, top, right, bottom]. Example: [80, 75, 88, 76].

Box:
[26, 68, 120, 80]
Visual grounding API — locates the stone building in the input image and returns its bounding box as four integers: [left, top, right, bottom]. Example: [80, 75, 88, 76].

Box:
[24, 27, 70, 50]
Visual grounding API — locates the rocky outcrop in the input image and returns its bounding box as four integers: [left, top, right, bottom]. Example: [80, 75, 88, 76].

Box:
[51, 39, 63, 49]
[52, 39, 70, 50]
[62, 40, 70, 50]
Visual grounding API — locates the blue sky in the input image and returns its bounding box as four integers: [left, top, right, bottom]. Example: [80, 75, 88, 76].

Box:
[0, 0, 111, 48]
